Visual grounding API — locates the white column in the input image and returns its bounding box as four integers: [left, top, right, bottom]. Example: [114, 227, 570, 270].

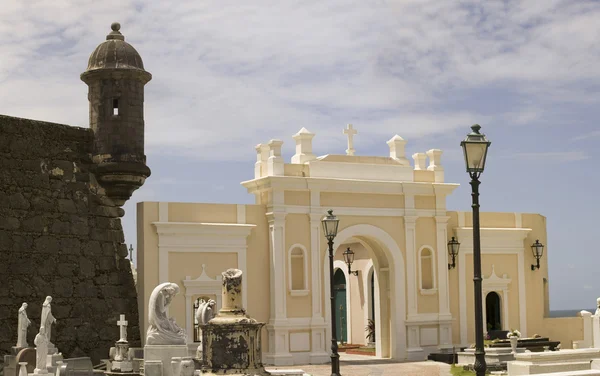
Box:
[265, 211, 292, 365]
[185, 294, 193, 344]
[309, 212, 328, 363]
[503, 290, 510, 330]
[405, 216, 418, 317]
[581, 311, 592, 348]
[517, 249, 528, 337]
[593, 315, 600, 348]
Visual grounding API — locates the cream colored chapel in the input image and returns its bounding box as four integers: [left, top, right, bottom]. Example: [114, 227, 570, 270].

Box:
[137, 126, 563, 366]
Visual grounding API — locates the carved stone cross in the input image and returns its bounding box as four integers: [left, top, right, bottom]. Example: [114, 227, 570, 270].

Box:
[343, 124, 357, 156]
[117, 314, 128, 342]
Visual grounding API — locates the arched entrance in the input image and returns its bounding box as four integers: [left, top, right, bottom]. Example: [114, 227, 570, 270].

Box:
[323, 224, 406, 360]
[333, 269, 348, 343]
[486, 292, 502, 331]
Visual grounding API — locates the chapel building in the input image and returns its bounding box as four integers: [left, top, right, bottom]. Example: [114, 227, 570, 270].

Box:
[137, 127, 556, 366]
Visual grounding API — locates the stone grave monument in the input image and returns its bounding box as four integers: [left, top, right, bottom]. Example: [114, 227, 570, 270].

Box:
[143, 283, 188, 376]
[105, 314, 136, 375]
[199, 268, 268, 376]
[194, 299, 217, 359]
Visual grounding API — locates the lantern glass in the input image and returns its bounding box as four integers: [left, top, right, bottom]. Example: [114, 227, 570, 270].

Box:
[461, 124, 491, 174]
[447, 236, 460, 257]
[531, 240, 544, 259]
[343, 247, 355, 266]
[321, 209, 339, 241]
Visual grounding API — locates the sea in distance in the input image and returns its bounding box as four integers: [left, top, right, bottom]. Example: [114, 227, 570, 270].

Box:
[549, 309, 596, 318]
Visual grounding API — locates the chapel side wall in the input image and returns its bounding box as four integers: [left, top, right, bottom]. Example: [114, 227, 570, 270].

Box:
[137, 201, 160, 345]
[244, 205, 271, 341]
[521, 213, 550, 337]
[147, 202, 271, 350]
[456, 212, 549, 344]
[542, 317, 583, 349]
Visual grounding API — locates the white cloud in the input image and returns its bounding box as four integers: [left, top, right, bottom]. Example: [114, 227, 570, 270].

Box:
[571, 130, 600, 142]
[501, 151, 589, 162]
[0, 0, 599, 160]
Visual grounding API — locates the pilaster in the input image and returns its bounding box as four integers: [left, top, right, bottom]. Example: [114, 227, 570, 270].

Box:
[405, 215, 418, 317]
[265, 211, 293, 365]
[308, 190, 328, 362]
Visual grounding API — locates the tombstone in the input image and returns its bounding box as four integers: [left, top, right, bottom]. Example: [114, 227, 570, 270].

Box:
[107, 314, 134, 374]
[15, 348, 36, 376]
[57, 358, 93, 376]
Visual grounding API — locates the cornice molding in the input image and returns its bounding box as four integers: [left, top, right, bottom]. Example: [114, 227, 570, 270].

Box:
[241, 176, 459, 196]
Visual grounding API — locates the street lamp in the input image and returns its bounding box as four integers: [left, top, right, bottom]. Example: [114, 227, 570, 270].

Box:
[461, 124, 491, 376]
[343, 247, 359, 276]
[531, 240, 544, 270]
[322, 209, 341, 376]
[447, 237, 460, 270]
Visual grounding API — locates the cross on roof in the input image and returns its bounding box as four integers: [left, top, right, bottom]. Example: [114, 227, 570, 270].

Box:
[117, 314, 128, 342]
[343, 124, 357, 156]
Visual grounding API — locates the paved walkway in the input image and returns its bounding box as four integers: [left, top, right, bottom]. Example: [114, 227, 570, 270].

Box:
[269, 353, 452, 376]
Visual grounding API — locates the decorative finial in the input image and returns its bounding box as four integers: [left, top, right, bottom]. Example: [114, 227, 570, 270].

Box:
[328, 209, 333, 216]
[107, 22, 125, 41]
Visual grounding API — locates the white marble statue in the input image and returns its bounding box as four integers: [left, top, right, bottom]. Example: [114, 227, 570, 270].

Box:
[17, 302, 31, 348]
[195, 299, 216, 326]
[146, 283, 186, 345]
[595, 297, 600, 316]
[40, 296, 56, 346]
[34, 327, 49, 374]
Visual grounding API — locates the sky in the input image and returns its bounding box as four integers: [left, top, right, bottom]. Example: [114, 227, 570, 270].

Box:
[1, 0, 599, 310]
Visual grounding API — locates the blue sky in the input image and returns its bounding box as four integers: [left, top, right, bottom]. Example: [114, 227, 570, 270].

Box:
[1, 0, 599, 310]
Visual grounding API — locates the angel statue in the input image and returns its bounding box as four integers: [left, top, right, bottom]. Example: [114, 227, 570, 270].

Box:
[17, 303, 31, 348]
[40, 296, 57, 347]
[195, 299, 217, 326]
[146, 282, 187, 345]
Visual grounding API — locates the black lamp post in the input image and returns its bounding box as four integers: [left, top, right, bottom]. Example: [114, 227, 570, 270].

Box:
[343, 247, 359, 276]
[447, 237, 460, 270]
[322, 209, 341, 376]
[531, 240, 544, 270]
[461, 124, 491, 376]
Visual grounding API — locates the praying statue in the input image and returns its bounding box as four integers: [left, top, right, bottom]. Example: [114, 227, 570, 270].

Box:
[146, 282, 186, 345]
[195, 299, 217, 326]
[17, 303, 31, 348]
[34, 327, 49, 374]
[595, 297, 600, 316]
[40, 296, 57, 346]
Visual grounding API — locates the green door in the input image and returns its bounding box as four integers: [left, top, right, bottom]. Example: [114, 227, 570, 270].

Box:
[333, 269, 347, 343]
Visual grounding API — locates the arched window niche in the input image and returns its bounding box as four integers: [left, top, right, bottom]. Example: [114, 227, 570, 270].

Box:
[418, 246, 437, 295]
[288, 244, 309, 296]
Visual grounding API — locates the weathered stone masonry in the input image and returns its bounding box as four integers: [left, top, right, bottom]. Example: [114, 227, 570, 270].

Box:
[0, 22, 152, 367]
[0, 115, 140, 364]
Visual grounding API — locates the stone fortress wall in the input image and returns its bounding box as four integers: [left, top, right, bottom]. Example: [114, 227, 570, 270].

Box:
[0, 115, 140, 364]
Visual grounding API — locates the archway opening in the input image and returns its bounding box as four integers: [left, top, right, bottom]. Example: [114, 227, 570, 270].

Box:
[324, 224, 406, 361]
[368, 269, 376, 344]
[333, 268, 348, 343]
[486, 292, 502, 332]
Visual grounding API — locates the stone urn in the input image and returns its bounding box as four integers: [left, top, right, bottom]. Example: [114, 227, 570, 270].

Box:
[509, 336, 518, 353]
